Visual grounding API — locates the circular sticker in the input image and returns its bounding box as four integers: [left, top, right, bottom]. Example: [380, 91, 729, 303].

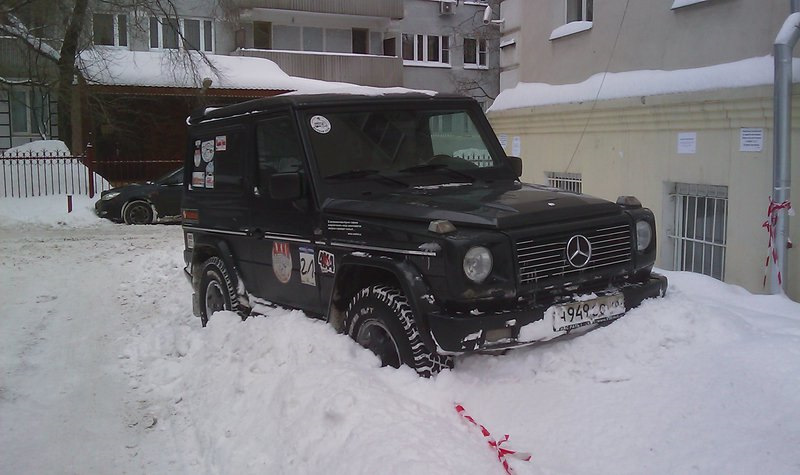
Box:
[201, 140, 215, 162]
[310, 115, 331, 134]
[205, 161, 214, 173]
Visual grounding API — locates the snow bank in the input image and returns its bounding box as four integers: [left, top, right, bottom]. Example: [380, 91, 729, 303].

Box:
[2, 140, 71, 156]
[489, 56, 800, 112]
[122, 231, 800, 475]
[1, 140, 110, 197]
[0, 195, 108, 228]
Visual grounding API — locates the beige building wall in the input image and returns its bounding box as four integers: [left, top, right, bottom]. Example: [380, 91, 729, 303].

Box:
[489, 85, 800, 300]
[499, 0, 791, 86]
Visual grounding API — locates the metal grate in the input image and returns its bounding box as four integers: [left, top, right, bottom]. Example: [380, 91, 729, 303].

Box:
[671, 183, 728, 280]
[546, 171, 582, 193]
[516, 223, 632, 284]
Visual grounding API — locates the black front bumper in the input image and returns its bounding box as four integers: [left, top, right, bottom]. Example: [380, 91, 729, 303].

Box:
[427, 273, 668, 354]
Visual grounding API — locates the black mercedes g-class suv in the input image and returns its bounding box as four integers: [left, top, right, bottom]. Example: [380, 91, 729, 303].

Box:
[182, 93, 667, 376]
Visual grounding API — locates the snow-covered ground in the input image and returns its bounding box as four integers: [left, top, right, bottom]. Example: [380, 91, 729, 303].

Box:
[1, 198, 799, 474]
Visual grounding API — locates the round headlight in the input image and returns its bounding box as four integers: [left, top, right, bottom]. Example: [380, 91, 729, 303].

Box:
[636, 220, 652, 251]
[101, 191, 121, 201]
[463, 246, 493, 283]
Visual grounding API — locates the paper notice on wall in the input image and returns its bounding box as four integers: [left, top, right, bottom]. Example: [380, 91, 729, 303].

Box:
[677, 132, 697, 154]
[511, 136, 521, 156]
[740, 128, 763, 152]
[498, 134, 508, 150]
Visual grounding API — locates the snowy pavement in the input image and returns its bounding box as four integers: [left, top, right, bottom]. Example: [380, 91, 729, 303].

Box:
[1, 203, 799, 474]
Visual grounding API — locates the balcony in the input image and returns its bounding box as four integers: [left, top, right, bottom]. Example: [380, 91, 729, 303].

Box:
[233, 49, 403, 88]
[233, 0, 404, 19]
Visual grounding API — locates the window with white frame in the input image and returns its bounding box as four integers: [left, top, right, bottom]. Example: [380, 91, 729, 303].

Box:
[93, 13, 128, 47]
[463, 38, 487, 68]
[566, 0, 593, 22]
[9, 88, 48, 136]
[671, 182, 728, 280]
[546, 172, 582, 193]
[402, 33, 450, 65]
[150, 17, 214, 52]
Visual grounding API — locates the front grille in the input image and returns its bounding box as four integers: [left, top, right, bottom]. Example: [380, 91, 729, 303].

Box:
[516, 223, 632, 285]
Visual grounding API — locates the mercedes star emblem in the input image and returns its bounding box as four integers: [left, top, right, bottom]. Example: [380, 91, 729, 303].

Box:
[566, 234, 592, 268]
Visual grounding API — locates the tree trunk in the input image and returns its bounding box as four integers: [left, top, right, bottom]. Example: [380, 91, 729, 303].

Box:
[57, 0, 89, 151]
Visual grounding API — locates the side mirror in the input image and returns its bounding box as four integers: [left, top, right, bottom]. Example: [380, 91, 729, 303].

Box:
[507, 156, 523, 178]
[269, 172, 303, 200]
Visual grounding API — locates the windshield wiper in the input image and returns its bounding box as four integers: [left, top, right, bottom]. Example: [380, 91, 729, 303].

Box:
[397, 164, 475, 183]
[325, 169, 408, 187]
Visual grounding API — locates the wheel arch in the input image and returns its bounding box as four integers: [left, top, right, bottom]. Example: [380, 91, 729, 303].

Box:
[189, 237, 249, 315]
[327, 254, 439, 350]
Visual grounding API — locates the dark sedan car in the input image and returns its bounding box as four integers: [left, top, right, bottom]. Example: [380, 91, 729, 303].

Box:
[95, 168, 183, 224]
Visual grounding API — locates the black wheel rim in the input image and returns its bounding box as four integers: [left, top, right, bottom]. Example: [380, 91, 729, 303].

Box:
[205, 280, 226, 317]
[128, 204, 150, 224]
[356, 320, 401, 368]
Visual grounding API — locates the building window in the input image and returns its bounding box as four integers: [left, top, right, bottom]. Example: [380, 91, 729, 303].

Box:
[402, 33, 450, 65]
[150, 17, 213, 52]
[671, 183, 728, 280]
[9, 88, 48, 136]
[566, 0, 593, 22]
[93, 14, 128, 47]
[463, 38, 487, 68]
[546, 172, 582, 193]
[253, 21, 272, 49]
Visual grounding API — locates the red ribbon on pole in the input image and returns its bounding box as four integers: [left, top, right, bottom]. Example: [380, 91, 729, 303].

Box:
[455, 403, 532, 475]
[762, 197, 793, 287]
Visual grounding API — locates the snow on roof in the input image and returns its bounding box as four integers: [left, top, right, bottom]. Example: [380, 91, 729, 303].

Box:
[77, 49, 432, 97]
[489, 55, 800, 113]
[79, 49, 297, 91]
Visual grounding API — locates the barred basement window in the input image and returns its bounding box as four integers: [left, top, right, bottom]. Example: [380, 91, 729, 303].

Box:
[546, 172, 582, 193]
[671, 183, 728, 280]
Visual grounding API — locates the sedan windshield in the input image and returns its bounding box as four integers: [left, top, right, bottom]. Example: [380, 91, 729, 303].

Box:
[304, 108, 501, 181]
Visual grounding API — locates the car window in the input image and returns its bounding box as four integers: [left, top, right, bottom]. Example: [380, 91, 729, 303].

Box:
[256, 116, 304, 176]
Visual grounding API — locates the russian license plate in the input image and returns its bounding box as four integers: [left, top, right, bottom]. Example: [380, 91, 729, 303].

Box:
[550, 294, 626, 332]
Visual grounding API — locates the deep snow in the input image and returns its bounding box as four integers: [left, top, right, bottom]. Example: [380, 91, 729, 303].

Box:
[1, 203, 799, 474]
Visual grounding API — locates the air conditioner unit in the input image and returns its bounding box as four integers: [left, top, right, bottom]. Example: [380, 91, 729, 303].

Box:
[439, 1, 454, 15]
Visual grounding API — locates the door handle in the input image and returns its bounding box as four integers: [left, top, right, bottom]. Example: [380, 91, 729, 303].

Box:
[253, 228, 263, 239]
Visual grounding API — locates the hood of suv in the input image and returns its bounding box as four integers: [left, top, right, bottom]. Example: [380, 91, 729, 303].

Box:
[322, 181, 622, 229]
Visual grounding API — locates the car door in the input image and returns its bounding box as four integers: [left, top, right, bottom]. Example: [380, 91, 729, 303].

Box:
[152, 168, 183, 217]
[245, 113, 324, 314]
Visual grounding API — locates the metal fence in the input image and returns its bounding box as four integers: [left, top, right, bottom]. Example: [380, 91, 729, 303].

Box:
[1, 146, 181, 198]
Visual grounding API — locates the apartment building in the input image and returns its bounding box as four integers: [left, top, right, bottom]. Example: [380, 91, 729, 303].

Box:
[488, 0, 799, 299]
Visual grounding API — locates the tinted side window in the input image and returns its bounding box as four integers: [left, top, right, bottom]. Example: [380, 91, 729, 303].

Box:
[256, 116, 304, 177]
[188, 129, 243, 192]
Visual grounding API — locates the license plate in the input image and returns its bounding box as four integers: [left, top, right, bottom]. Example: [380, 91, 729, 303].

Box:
[549, 294, 625, 332]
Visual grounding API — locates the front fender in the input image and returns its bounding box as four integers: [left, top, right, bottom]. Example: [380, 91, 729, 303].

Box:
[328, 253, 441, 352]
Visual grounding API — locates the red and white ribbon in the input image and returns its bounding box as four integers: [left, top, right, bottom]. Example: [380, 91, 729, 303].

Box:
[762, 197, 793, 287]
[455, 403, 532, 474]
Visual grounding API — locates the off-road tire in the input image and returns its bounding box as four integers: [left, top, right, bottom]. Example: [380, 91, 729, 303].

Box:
[198, 257, 240, 326]
[345, 285, 453, 377]
[123, 201, 153, 225]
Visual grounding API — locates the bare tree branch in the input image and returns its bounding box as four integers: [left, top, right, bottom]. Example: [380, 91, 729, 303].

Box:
[0, 13, 61, 63]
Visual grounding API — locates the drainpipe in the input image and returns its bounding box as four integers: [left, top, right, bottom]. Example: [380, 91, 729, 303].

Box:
[771, 4, 800, 294]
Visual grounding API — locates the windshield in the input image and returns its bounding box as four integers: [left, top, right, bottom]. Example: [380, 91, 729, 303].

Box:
[304, 108, 502, 182]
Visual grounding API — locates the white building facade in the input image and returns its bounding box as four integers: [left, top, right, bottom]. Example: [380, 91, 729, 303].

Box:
[489, 0, 800, 300]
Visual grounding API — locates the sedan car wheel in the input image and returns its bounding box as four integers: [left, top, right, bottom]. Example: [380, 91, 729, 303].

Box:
[123, 201, 153, 225]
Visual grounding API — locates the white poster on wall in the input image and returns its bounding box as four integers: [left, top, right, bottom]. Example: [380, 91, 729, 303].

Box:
[511, 136, 521, 156]
[677, 132, 697, 154]
[498, 134, 508, 150]
[740, 128, 764, 152]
